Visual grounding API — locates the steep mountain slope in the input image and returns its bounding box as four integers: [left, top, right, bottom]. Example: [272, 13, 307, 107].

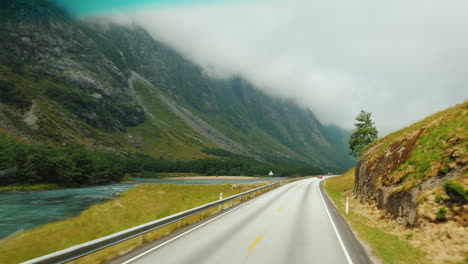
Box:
[0, 0, 144, 132]
[89, 23, 354, 169]
[354, 102, 467, 262]
[0, 0, 354, 170]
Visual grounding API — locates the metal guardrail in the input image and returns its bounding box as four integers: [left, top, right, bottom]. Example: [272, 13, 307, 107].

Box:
[22, 181, 285, 264]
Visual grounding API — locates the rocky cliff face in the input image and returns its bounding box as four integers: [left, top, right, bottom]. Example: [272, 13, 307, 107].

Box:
[355, 103, 467, 226]
[0, 0, 144, 131]
[0, 0, 355, 169]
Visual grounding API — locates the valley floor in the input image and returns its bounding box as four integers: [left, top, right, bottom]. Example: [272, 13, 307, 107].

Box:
[0, 183, 265, 264]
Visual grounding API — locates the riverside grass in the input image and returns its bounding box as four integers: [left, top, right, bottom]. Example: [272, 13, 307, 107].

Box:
[0, 183, 268, 264]
[0, 183, 61, 191]
[323, 168, 427, 264]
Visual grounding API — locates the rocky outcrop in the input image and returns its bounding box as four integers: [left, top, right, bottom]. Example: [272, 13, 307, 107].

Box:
[355, 130, 422, 225]
[355, 103, 467, 226]
[0, 0, 144, 131]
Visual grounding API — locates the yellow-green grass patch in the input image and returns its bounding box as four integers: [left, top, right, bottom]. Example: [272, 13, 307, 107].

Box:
[366, 102, 467, 158]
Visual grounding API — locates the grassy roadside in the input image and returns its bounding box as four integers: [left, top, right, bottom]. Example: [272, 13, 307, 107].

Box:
[323, 168, 427, 264]
[0, 183, 268, 264]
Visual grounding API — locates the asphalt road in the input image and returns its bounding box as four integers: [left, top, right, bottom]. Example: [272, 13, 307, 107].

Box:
[112, 178, 372, 264]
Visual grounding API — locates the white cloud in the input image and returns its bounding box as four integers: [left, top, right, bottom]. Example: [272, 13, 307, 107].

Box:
[105, 0, 468, 135]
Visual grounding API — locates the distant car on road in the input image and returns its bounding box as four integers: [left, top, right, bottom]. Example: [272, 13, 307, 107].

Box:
[317, 176, 323, 179]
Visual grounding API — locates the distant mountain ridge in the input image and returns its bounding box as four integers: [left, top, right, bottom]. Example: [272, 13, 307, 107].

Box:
[0, 0, 355, 170]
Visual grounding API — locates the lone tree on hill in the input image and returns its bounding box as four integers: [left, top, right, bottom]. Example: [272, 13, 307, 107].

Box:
[348, 110, 378, 158]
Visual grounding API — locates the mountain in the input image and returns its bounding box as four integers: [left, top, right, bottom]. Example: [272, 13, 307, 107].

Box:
[0, 0, 354, 171]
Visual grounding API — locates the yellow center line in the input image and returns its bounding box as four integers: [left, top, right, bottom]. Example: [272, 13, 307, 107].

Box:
[278, 208, 283, 212]
[248, 234, 263, 252]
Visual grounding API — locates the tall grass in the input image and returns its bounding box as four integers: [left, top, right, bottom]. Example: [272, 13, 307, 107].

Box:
[361, 102, 467, 193]
[323, 169, 427, 264]
[369, 102, 467, 155]
[0, 183, 269, 264]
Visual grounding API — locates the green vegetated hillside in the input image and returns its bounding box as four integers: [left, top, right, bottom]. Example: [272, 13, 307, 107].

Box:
[92, 23, 354, 169]
[0, 0, 354, 179]
[354, 102, 467, 263]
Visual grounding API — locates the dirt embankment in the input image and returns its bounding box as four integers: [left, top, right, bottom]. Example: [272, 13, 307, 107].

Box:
[355, 129, 423, 226]
[354, 103, 467, 263]
[355, 103, 467, 226]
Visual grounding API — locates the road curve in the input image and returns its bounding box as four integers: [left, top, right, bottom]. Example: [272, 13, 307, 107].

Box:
[112, 178, 372, 264]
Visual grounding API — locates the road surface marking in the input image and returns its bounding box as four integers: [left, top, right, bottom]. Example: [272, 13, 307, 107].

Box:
[121, 190, 275, 264]
[318, 183, 354, 264]
[278, 208, 283, 212]
[248, 234, 263, 252]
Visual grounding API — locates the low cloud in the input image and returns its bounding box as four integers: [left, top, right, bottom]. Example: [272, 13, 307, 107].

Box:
[104, 0, 468, 135]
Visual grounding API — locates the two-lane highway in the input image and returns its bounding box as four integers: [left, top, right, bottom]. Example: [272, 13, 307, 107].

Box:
[114, 178, 370, 264]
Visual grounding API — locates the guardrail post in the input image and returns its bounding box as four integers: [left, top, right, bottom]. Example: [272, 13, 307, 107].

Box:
[346, 197, 349, 214]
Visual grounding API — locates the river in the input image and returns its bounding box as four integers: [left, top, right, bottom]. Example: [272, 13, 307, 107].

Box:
[0, 177, 275, 239]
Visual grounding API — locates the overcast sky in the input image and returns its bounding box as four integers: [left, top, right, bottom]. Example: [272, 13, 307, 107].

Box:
[64, 0, 468, 135]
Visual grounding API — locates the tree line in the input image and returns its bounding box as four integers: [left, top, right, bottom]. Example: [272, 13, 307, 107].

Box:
[0, 132, 125, 186]
[0, 132, 323, 187]
[127, 151, 322, 178]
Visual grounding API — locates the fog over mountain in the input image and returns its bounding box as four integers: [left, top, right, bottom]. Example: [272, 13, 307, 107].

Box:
[60, 0, 468, 135]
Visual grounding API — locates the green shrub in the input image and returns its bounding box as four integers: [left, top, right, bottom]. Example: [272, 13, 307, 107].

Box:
[438, 167, 449, 175]
[444, 181, 468, 203]
[0, 80, 31, 109]
[434, 194, 443, 203]
[436, 207, 447, 221]
[121, 173, 133, 181]
[201, 147, 233, 157]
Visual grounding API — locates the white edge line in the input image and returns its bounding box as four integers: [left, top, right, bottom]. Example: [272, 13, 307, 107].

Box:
[121, 185, 282, 264]
[318, 181, 354, 264]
